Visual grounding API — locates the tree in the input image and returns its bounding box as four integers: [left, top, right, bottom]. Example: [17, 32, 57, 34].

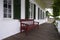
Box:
[52, 0, 60, 19]
[52, 0, 60, 24]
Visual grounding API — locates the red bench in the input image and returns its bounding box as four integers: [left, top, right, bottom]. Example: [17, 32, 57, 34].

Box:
[20, 19, 39, 33]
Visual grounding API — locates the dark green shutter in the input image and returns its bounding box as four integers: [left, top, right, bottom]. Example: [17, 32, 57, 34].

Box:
[34, 4, 36, 19]
[41, 10, 42, 19]
[13, 0, 21, 19]
[38, 8, 40, 19]
[43, 12, 44, 19]
[25, 0, 30, 19]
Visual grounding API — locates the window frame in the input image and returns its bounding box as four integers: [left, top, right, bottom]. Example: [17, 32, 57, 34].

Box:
[3, 0, 13, 19]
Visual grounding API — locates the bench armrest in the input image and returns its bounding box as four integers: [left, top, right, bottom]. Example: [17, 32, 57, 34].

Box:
[21, 23, 29, 27]
[34, 21, 39, 25]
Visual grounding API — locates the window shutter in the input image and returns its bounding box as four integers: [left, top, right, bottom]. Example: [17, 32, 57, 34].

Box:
[13, 0, 21, 19]
[25, 0, 30, 19]
[34, 4, 36, 19]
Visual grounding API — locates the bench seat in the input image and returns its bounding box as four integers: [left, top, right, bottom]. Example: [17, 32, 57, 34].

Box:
[20, 19, 39, 32]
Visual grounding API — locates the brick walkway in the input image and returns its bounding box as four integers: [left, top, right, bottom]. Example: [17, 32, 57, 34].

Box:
[3, 23, 60, 40]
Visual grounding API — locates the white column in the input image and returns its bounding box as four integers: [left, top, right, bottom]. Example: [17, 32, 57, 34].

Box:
[36, 6, 38, 20]
[21, 0, 25, 19]
[0, 0, 3, 20]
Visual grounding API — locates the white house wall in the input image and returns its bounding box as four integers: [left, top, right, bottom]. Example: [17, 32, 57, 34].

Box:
[0, 0, 3, 20]
[0, 0, 20, 40]
[0, 0, 47, 40]
[0, 19, 20, 40]
[32, 0, 47, 24]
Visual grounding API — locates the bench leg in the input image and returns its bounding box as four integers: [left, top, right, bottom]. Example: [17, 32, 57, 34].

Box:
[20, 29, 22, 33]
[38, 25, 39, 29]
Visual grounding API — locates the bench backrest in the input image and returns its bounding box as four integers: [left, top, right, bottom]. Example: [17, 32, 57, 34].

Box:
[20, 19, 34, 25]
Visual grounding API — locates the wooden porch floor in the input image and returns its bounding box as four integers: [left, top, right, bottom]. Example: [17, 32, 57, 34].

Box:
[3, 23, 60, 40]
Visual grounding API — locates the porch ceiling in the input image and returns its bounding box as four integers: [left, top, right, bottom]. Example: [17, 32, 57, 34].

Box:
[42, 0, 53, 8]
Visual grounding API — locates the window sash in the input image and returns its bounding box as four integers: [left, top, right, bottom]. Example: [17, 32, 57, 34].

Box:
[4, 0, 11, 18]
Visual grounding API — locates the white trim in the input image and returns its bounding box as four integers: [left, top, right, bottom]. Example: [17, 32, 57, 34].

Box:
[36, 6, 38, 20]
[11, 0, 13, 19]
[21, 0, 25, 19]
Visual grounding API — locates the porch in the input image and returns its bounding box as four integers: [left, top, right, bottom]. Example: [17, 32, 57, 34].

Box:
[0, 0, 60, 40]
[3, 23, 60, 40]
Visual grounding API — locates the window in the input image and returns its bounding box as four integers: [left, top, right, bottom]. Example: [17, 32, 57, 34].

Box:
[40, 10, 42, 19]
[40, 10, 44, 19]
[4, 0, 11, 18]
[38, 8, 45, 19]
[29, 3, 36, 19]
[29, 3, 34, 19]
[42, 12, 44, 19]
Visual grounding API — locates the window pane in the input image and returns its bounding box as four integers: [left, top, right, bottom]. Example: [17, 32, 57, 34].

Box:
[4, 0, 7, 4]
[4, 14, 7, 17]
[4, 4, 7, 8]
[9, 9, 11, 13]
[8, 5, 11, 9]
[8, 9, 11, 18]
[4, 8, 7, 17]
[8, 14, 11, 18]
[4, 8, 7, 14]
[8, 0, 11, 5]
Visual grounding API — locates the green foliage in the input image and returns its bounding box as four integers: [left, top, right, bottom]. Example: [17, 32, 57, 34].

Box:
[53, 0, 60, 9]
[52, 0, 60, 18]
[53, 6, 59, 17]
[52, 0, 60, 24]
